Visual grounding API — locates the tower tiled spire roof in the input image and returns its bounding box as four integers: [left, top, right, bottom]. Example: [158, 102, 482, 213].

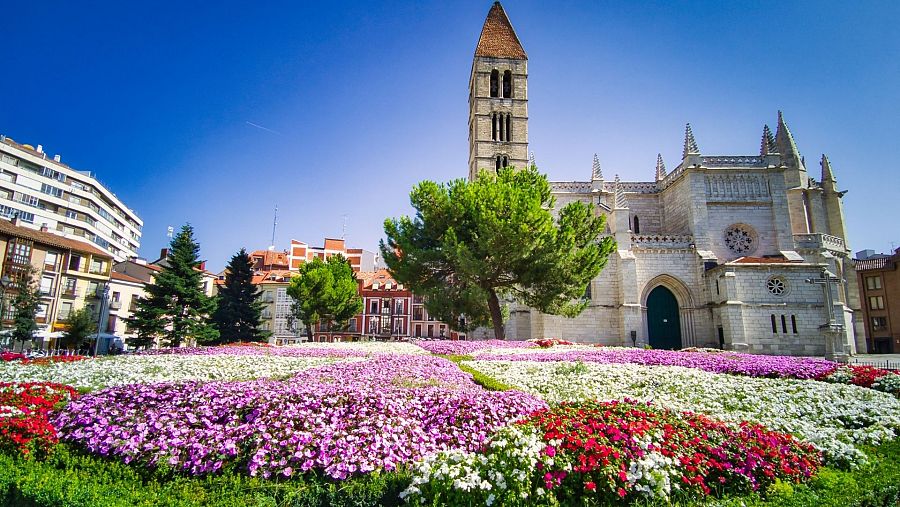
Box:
[614, 174, 628, 209]
[760, 125, 778, 156]
[655, 153, 666, 181]
[474, 2, 527, 59]
[682, 123, 700, 159]
[592, 153, 603, 180]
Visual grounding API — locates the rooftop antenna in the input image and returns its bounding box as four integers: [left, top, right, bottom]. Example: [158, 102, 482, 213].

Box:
[270, 205, 278, 250]
[341, 214, 349, 240]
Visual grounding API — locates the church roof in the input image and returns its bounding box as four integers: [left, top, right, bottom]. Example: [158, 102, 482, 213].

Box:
[475, 2, 527, 59]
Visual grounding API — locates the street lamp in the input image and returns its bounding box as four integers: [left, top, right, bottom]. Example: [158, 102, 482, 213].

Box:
[92, 284, 110, 357]
[0, 274, 12, 349]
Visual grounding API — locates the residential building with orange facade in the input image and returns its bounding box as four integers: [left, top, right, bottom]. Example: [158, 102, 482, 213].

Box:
[856, 248, 900, 353]
[288, 238, 378, 272]
[0, 216, 113, 350]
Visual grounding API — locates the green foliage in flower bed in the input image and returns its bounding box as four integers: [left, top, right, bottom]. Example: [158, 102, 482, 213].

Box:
[437, 354, 518, 392]
[1, 441, 897, 507]
[0, 444, 410, 507]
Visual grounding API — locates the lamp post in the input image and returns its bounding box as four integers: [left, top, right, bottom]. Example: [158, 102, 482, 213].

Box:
[0, 274, 11, 349]
[92, 284, 110, 357]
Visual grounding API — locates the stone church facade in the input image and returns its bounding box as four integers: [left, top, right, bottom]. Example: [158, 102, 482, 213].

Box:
[468, 2, 863, 358]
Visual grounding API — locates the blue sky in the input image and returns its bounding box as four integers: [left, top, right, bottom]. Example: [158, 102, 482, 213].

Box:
[2, 1, 898, 270]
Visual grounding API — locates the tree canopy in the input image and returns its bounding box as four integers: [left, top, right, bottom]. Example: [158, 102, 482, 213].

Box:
[10, 265, 40, 347]
[126, 224, 218, 348]
[286, 255, 362, 341]
[381, 166, 615, 339]
[60, 307, 97, 351]
[212, 248, 268, 344]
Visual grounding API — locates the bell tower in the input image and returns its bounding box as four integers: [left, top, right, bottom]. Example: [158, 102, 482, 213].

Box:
[468, 2, 529, 181]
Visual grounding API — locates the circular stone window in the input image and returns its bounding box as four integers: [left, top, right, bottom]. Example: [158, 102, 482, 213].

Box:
[724, 224, 756, 255]
[766, 276, 788, 296]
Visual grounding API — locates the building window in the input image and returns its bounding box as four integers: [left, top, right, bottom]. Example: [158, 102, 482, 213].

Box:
[502, 70, 512, 98]
[583, 283, 592, 301]
[495, 155, 509, 172]
[771, 314, 778, 333]
[6, 240, 32, 266]
[715, 279, 720, 295]
[59, 302, 73, 321]
[781, 315, 787, 334]
[869, 296, 885, 310]
[766, 276, 787, 296]
[39, 276, 54, 295]
[632, 215, 640, 234]
[872, 316, 887, 331]
[724, 224, 756, 255]
[489, 69, 499, 98]
[370, 300, 378, 314]
[866, 276, 882, 290]
[414, 324, 422, 337]
[791, 315, 798, 334]
[491, 113, 498, 141]
[506, 114, 512, 141]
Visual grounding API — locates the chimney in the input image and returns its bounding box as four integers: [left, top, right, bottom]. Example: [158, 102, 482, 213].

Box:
[160, 248, 170, 260]
[199, 261, 207, 271]
[40, 223, 49, 232]
[53, 154, 61, 163]
[36, 144, 43, 154]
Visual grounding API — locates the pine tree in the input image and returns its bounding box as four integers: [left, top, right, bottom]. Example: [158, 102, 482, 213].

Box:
[127, 224, 218, 348]
[382, 165, 615, 340]
[60, 307, 97, 350]
[286, 255, 362, 341]
[10, 265, 40, 349]
[212, 248, 268, 343]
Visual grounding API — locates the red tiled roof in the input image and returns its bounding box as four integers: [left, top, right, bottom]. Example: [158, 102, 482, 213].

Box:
[0, 218, 112, 258]
[474, 2, 527, 59]
[250, 249, 290, 269]
[357, 269, 402, 290]
[110, 271, 144, 284]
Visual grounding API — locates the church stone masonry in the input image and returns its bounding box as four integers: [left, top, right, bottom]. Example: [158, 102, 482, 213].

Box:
[467, 3, 863, 358]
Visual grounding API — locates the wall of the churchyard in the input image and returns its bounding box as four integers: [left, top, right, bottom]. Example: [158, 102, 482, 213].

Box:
[627, 193, 663, 234]
[703, 203, 780, 261]
[715, 265, 831, 356]
[659, 175, 691, 233]
[786, 189, 812, 235]
[805, 190, 830, 236]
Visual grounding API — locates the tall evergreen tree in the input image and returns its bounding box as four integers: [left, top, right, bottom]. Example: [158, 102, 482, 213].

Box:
[60, 307, 97, 350]
[10, 265, 40, 349]
[126, 224, 218, 348]
[382, 165, 615, 340]
[212, 248, 268, 343]
[286, 255, 362, 341]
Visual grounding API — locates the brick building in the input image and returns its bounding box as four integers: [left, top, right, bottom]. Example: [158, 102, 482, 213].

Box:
[288, 238, 378, 272]
[855, 248, 900, 353]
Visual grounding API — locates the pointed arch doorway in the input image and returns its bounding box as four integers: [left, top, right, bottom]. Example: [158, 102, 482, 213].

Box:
[647, 286, 682, 350]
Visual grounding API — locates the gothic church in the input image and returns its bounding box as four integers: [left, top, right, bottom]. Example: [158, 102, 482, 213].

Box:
[468, 2, 862, 358]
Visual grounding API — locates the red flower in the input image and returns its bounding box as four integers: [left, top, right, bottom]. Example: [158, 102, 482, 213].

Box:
[585, 481, 596, 491]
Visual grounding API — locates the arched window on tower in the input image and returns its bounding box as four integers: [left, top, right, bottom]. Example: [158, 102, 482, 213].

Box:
[495, 155, 502, 172]
[490, 70, 499, 98]
[506, 114, 512, 141]
[503, 70, 512, 98]
[491, 113, 498, 141]
[633, 216, 640, 234]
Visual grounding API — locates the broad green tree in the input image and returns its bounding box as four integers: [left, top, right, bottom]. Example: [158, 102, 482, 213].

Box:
[381, 166, 615, 340]
[286, 255, 362, 341]
[212, 248, 268, 343]
[127, 224, 218, 347]
[10, 265, 40, 349]
[60, 307, 97, 350]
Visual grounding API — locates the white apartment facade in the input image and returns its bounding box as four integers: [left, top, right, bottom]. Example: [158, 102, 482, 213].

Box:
[0, 135, 143, 261]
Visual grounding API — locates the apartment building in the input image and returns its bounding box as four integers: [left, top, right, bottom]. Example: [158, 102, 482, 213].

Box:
[856, 248, 900, 353]
[254, 270, 307, 345]
[0, 216, 113, 349]
[106, 270, 147, 340]
[0, 135, 143, 262]
[288, 238, 378, 272]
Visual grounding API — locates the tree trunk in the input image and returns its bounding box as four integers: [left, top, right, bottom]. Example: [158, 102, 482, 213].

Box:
[487, 289, 505, 340]
[306, 323, 314, 343]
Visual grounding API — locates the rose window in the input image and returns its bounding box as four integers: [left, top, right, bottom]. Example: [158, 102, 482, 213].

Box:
[766, 276, 787, 296]
[724, 225, 755, 254]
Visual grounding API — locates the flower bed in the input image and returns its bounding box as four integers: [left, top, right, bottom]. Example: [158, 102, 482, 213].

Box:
[478, 347, 838, 380]
[0, 353, 338, 390]
[821, 364, 900, 395]
[285, 341, 428, 355]
[413, 339, 536, 356]
[139, 345, 369, 358]
[402, 399, 821, 505]
[0, 382, 78, 456]
[465, 360, 900, 466]
[53, 355, 546, 479]
[1, 352, 26, 362]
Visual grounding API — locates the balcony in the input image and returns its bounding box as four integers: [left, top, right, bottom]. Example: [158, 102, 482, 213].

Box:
[109, 300, 122, 310]
[793, 233, 847, 254]
[61, 288, 78, 298]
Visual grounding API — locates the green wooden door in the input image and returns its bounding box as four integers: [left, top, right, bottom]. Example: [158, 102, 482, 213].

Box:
[647, 286, 682, 350]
